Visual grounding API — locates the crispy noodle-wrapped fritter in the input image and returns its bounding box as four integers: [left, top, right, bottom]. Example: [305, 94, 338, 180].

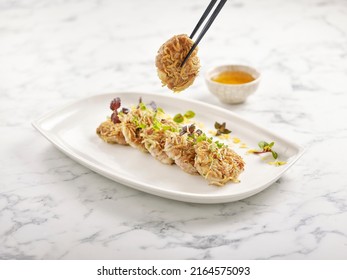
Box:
[96, 119, 128, 145]
[119, 105, 154, 153]
[164, 127, 199, 175]
[141, 117, 178, 165]
[155, 34, 200, 92]
[194, 140, 245, 186]
[96, 97, 128, 145]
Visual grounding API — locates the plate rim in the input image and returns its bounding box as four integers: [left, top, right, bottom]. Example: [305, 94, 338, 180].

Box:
[32, 92, 305, 204]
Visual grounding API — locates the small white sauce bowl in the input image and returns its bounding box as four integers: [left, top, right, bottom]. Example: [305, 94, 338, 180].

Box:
[205, 64, 261, 104]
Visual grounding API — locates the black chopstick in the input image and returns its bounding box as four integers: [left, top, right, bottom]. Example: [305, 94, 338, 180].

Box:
[181, 0, 227, 67]
[189, 0, 218, 39]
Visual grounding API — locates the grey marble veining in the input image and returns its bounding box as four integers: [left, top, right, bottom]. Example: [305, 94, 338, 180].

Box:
[1, 0, 347, 259]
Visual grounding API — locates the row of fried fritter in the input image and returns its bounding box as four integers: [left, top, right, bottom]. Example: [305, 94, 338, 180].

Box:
[96, 98, 245, 186]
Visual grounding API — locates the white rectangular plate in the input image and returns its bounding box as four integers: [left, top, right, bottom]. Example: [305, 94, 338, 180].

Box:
[32, 92, 304, 204]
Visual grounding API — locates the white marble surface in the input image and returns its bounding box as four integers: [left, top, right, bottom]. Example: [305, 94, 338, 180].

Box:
[1, 0, 347, 260]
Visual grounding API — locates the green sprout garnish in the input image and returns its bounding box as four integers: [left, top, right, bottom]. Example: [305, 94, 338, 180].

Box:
[173, 110, 196, 123]
[184, 110, 195, 119]
[196, 134, 207, 143]
[180, 127, 226, 149]
[157, 107, 165, 114]
[132, 116, 139, 126]
[152, 116, 176, 132]
[152, 119, 161, 130]
[173, 113, 184, 123]
[139, 103, 147, 110]
[214, 122, 232, 136]
[214, 140, 225, 149]
[162, 125, 176, 132]
[248, 141, 278, 159]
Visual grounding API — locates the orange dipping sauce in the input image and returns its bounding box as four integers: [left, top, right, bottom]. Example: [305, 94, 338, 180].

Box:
[212, 71, 255, 85]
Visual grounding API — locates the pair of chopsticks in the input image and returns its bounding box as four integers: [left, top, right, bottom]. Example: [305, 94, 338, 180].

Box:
[181, 0, 227, 67]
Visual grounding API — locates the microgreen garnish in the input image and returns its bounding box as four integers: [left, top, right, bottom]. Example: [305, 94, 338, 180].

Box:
[173, 113, 184, 123]
[157, 107, 165, 114]
[196, 134, 208, 143]
[180, 124, 194, 137]
[132, 115, 139, 127]
[136, 97, 147, 110]
[173, 110, 196, 123]
[150, 115, 177, 132]
[214, 122, 232, 136]
[122, 108, 129, 114]
[179, 125, 187, 135]
[110, 97, 128, 124]
[215, 141, 225, 148]
[139, 103, 147, 110]
[148, 101, 157, 111]
[179, 125, 224, 149]
[179, 124, 202, 138]
[110, 97, 121, 111]
[152, 119, 162, 131]
[184, 110, 195, 119]
[188, 124, 196, 134]
[248, 141, 278, 159]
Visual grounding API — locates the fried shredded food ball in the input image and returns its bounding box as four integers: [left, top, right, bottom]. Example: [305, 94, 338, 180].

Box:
[164, 130, 199, 175]
[141, 111, 178, 165]
[194, 141, 245, 186]
[119, 106, 154, 153]
[142, 127, 175, 165]
[155, 34, 200, 92]
[96, 119, 128, 145]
